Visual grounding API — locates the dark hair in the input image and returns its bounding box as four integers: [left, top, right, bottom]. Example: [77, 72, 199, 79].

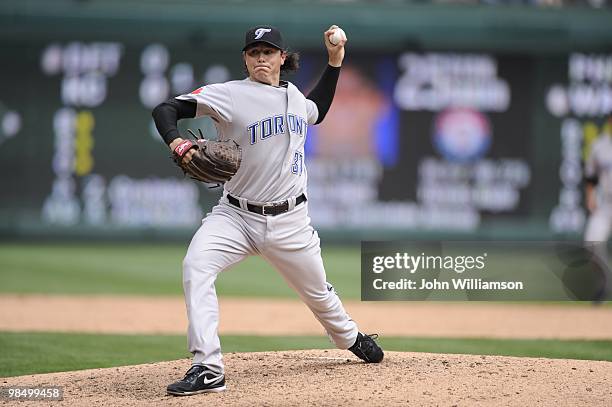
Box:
[281, 51, 300, 73]
[242, 49, 300, 76]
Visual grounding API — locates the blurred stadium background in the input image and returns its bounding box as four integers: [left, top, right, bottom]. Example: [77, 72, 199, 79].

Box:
[1, 0, 612, 378]
[1, 0, 611, 241]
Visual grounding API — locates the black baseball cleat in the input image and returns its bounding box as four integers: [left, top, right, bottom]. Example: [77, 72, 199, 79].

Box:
[349, 332, 384, 363]
[167, 364, 226, 396]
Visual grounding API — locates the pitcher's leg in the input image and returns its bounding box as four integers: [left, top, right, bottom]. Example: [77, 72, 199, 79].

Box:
[183, 208, 252, 373]
[183, 257, 227, 373]
[262, 228, 358, 349]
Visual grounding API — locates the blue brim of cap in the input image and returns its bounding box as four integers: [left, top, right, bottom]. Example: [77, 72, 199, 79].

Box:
[242, 40, 283, 51]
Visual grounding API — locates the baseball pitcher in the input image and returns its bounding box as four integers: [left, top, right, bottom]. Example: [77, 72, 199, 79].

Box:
[152, 25, 384, 397]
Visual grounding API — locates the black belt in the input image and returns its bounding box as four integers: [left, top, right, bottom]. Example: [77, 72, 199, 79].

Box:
[227, 193, 307, 216]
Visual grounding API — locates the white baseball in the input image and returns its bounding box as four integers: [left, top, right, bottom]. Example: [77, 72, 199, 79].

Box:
[329, 27, 346, 46]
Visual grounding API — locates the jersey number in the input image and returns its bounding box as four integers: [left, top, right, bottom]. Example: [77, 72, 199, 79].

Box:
[291, 151, 303, 175]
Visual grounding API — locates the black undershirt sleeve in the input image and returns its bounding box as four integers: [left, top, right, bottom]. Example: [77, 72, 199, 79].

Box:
[584, 175, 599, 186]
[306, 65, 341, 125]
[151, 99, 197, 145]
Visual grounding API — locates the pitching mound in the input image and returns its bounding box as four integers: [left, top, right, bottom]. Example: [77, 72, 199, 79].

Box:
[3, 350, 611, 406]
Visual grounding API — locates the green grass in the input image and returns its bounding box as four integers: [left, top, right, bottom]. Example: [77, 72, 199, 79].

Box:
[2, 244, 609, 378]
[0, 243, 361, 299]
[1, 243, 609, 304]
[1, 332, 611, 377]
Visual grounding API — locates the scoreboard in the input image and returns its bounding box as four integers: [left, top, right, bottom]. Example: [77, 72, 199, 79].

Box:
[0, 37, 610, 239]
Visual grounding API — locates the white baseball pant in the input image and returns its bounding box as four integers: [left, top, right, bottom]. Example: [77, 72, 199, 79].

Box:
[181, 198, 359, 373]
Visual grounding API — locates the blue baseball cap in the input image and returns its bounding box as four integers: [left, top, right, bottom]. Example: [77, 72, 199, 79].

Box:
[243, 26, 284, 51]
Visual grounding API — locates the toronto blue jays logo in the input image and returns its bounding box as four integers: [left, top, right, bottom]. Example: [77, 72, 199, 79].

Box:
[254, 28, 272, 40]
[247, 114, 307, 144]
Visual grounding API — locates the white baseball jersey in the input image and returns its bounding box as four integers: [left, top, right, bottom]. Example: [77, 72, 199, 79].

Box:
[177, 79, 319, 202]
[584, 133, 612, 242]
[585, 133, 612, 204]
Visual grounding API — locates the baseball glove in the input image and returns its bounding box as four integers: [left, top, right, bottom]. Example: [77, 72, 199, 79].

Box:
[172, 129, 242, 184]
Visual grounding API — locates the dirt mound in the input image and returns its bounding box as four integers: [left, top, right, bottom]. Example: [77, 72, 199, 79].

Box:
[2, 350, 611, 406]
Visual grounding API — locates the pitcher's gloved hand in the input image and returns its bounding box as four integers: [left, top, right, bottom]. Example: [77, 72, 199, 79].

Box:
[172, 129, 242, 184]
